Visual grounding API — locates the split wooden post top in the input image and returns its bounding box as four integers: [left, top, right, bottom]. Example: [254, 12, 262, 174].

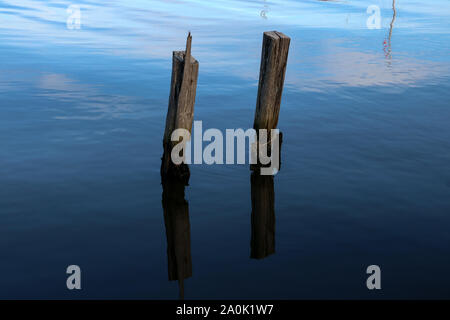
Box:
[163, 32, 199, 148]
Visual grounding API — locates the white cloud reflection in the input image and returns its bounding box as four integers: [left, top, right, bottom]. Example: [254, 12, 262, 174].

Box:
[36, 72, 147, 120]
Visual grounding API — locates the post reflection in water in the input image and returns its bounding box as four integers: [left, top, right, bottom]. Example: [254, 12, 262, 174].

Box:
[161, 178, 192, 299]
[250, 172, 276, 259]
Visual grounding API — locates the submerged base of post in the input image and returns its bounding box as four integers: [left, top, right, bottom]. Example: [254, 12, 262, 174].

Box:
[161, 148, 190, 185]
[250, 131, 283, 173]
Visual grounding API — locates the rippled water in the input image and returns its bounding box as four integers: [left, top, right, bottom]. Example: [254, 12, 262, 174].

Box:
[1, 0, 450, 299]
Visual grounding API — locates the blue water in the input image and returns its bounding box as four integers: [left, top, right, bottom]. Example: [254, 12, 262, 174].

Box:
[1, 0, 450, 299]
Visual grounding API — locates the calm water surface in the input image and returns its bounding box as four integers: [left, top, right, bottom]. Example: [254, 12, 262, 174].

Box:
[1, 0, 450, 299]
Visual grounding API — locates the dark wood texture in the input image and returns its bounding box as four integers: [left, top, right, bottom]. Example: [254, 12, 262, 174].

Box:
[162, 33, 199, 182]
[253, 31, 290, 132]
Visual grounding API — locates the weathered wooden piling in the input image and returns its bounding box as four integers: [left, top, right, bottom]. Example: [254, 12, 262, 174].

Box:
[161, 33, 199, 183]
[253, 31, 290, 132]
[250, 172, 275, 259]
[252, 31, 290, 171]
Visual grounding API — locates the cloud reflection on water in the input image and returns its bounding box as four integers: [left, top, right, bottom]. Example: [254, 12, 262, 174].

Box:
[0, 0, 449, 93]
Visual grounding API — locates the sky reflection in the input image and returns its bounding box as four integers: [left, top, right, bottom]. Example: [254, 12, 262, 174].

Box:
[0, 0, 449, 91]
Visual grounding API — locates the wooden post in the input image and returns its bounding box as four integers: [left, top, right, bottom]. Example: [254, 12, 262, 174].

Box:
[252, 31, 289, 171]
[162, 33, 199, 183]
[253, 31, 290, 132]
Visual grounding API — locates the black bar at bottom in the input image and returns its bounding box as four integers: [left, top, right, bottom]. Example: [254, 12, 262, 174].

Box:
[0, 300, 447, 318]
